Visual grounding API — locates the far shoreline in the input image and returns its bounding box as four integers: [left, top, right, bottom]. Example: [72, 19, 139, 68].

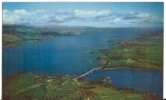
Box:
[99, 66, 163, 72]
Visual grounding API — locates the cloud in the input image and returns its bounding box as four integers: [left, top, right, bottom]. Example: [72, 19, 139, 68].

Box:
[125, 12, 163, 24]
[106, 12, 163, 24]
[3, 9, 31, 25]
[13, 9, 29, 15]
[74, 9, 111, 19]
[3, 9, 21, 25]
[3, 9, 163, 26]
[108, 18, 122, 24]
[123, 12, 150, 20]
[3, 9, 49, 25]
[36, 9, 45, 13]
[48, 11, 76, 23]
[47, 9, 111, 23]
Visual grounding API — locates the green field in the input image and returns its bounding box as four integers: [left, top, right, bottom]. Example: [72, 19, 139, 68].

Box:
[3, 73, 160, 100]
[92, 32, 163, 70]
[3, 73, 86, 100]
[3, 34, 54, 47]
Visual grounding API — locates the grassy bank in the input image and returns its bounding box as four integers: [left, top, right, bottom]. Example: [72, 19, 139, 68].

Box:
[3, 73, 86, 100]
[3, 34, 53, 47]
[92, 32, 163, 70]
[2, 25, 92, 47]
[3, 73, 160, 100]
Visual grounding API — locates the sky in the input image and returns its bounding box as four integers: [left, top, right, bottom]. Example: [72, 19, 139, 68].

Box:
[2, 2, 164, 27]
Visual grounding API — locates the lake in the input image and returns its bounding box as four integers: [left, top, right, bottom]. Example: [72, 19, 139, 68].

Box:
[83, 68, 163, 96]
[3, 28, 163, 96]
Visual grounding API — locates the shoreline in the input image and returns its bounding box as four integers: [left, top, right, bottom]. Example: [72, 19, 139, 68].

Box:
[3, 37, 55, 48]
[92, 32, 163, 71]
[100, 66, 163, 72]
[73, 65, 163, 98]
[3, 69, 163, 99]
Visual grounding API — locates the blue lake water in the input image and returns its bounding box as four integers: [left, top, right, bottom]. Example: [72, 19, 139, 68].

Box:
[83, 69, 163, 96]
[3, 28, 163, 96]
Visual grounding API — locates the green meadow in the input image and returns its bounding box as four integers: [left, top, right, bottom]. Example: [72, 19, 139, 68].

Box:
[93, 32, 163, 70]
[3, 73, 158, 100]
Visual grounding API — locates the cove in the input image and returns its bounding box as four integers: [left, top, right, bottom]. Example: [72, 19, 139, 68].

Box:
[83, 68, 163, 96]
